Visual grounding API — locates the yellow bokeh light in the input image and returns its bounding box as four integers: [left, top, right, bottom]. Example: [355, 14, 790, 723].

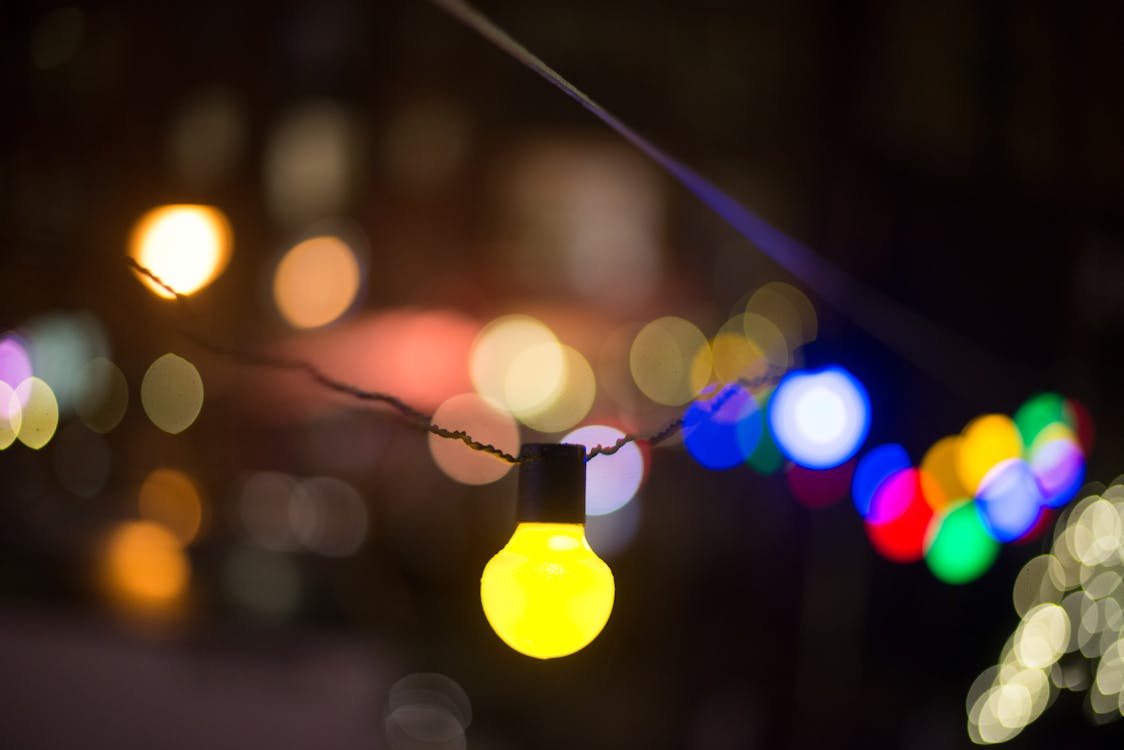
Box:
[0, 382, 21, 449]
[517, 346, 596, 433]
[141, 353, 204, 434]
[746, 281, 817, 348]
[504, 340, 566, 418]
[273, 235, 361, 329]
[429, 393, 521, 485]
[470, 315, 560, 411]
[956, 414, 1022, 495]
[629, 316, 711, 405]
[920, 435, 969, 511]
[129, 204, 232, 298]
[138, 468, 204, 544]
[480, 522, 614, 659]
[73, 357, 129, 433]
[13, 377, 58, 450]
[710, 319, 764, 385]
[101, 520, 190, 610]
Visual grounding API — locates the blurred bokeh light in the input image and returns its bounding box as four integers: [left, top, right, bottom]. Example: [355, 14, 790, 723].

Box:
[768, 366, 870, 469]
[273, 234, 363, 329]
[129, 205, 233, 298]
[138, 468, 205, 545]
[629, 316, 711, 406]
[12, 377, 59, 450]
[470, 315, 561, 412]
[682, 384, 762, 470]
[72, 357, 129, 433]
[140, 353, 204, 434]
[515, 345, 595, 434]
[265, 101, 361, 228]
[100, 521, 190, 614]
[924, 501, 999, 584]
[563, 425, 645, 515]
[428, 393, 520, 485]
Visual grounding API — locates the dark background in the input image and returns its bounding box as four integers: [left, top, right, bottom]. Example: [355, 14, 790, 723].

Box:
[1, 1, 1123, 748]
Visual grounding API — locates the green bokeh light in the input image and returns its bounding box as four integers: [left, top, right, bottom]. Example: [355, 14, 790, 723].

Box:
[1013, 392, 1070, 449]
[925, 501, 1000, 584]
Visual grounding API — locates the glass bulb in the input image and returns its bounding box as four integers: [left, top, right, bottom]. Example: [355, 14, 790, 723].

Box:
[480, 522, 614, 659]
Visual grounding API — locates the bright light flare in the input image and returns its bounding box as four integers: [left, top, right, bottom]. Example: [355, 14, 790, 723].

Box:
[129, 204, 232, 298]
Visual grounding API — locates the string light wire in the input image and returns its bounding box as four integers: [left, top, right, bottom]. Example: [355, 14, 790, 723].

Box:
[128, 258, 779, 465]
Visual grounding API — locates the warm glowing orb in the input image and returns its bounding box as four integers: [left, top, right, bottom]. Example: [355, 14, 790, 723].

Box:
[129, 204, 232, 298]
[273, 235, 362, 329]
[102, 521, 190, 609]
[480, 522, 614, 659]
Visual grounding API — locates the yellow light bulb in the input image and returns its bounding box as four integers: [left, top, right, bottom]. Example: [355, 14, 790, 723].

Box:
[481, 521, 614, 659]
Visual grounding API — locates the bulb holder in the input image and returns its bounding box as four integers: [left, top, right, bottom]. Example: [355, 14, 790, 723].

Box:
[517, 443, 586, 524]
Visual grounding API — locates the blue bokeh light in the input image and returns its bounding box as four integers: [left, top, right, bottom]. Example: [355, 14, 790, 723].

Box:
[683, 384, 762, 470]
[852, 443, 911, 520]
[768, 366, 871, 469]
[976, 458, 1044, 542]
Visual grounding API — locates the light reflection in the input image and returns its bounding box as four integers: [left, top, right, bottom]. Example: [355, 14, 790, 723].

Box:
[129, 205, 232, 298]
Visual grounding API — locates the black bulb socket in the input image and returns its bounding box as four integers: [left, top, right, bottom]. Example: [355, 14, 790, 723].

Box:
[516, 443, 586, 524]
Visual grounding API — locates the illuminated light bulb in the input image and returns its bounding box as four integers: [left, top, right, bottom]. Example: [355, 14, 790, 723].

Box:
[480, 443, 614, 659]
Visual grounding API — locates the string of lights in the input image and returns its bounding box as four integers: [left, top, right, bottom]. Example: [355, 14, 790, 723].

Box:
[127, 257, 782, 465]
